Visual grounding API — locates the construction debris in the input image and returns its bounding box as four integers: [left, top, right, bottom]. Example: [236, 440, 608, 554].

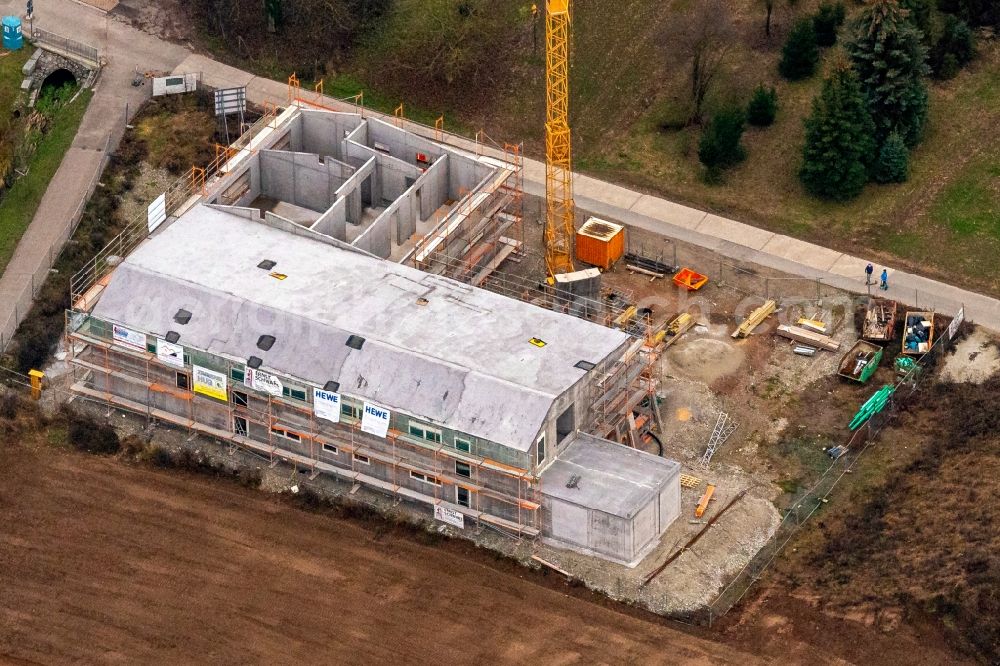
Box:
[659, 312, 696, 348]
[732, 300, 776, 338]
[695, 484, 716, 518]
[863, 298, 897, 341]
[624, 252, 672, 279]
[700, 412, 738, 466]
[837, 340, 883, 383]
[776, 324, 840, 352]
[640, 489, 748, 588]
[531, 555, 573, 578]
[793, 345, 817, 356]
[680, 473, 702, 489]
[797, 317, 827, 334]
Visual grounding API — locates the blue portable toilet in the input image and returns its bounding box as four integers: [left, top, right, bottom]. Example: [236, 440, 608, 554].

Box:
[2, 16, 23, 51]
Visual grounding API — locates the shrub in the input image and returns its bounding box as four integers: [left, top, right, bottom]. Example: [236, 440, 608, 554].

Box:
[813, 2, 847, 46]
[931, 16, 976, 78]
[64, 408, 120, 454]
[937, 0, 1000, 27]
[698, 106, 747, 178]
[936, 52, 961, 79]
[779, 19, 821, 80]
[874, 131, 910, 183]
[746, 85, 778, 126]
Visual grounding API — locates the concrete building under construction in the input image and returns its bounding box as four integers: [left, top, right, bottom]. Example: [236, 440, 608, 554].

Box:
[67, 103, 679, 565]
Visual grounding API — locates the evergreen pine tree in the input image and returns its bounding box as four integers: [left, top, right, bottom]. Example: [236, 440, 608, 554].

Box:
[699, 106, 747, 179]
[874, 131, 909, 183]
[846, 0, 930, 147]
[746, 84, 778, 126]
[813, 2, 847, 47]
[779, 19, 820, 80]
[800, 65, 877, 200]
[900, 0, 933, 41]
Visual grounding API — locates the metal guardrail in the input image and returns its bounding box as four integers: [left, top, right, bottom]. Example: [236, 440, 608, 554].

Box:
[31, 28, 101, 66]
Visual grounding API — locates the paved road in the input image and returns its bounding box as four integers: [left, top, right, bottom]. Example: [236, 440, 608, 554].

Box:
[176, 53, 993, 329]
[0, 0, 993, 347]
[0, 0, 187, 349]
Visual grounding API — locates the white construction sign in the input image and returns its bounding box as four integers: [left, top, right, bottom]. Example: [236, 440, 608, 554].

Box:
[156, 339, 184, 368]
[313, 388, 341, 423]
[152, 73, 198, 97]
[112, 324, 146, 350]
[245, 367, 283, 397]
[434, 505, 465, 529]
[361, 402, 391, 438]
[147, 193, 166, 232]
[947, 306, 965, 341]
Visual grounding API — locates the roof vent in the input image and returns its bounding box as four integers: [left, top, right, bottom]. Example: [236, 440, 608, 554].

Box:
[256, 335, 276, 351]
[257, 260, 276, 270]
[173, 309, 192, 325]
[323, 380, 340, 392]
[346, 335, 365, 350]
[574, 360, 596, 371]
[247, 356, 263, 369]
[164, 331, 181, 344]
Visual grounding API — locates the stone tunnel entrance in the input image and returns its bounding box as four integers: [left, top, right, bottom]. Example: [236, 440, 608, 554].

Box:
[41, 68, 77, 92]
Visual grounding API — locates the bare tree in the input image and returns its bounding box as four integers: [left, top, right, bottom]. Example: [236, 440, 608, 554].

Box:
[662, 0, 735, 125]
[762, 0, 775, 37]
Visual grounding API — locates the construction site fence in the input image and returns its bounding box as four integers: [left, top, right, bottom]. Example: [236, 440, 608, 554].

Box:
[683, 315, 963, 627]
[30, 27, 101, 67]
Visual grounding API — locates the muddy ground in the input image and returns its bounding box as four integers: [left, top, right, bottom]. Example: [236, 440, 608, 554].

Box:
[0, 430, 974, 665]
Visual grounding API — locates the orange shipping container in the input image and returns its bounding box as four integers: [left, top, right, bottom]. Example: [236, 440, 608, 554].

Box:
[576, 217, 625, 270]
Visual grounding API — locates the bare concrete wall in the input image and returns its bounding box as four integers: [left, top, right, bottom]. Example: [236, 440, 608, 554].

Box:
[367, 118, 447, 167]
[335, 156, 376, 225]
[448, 152, 494, 200]
[299, 110, 363, 160]
[259, 150, 354, 213]
[418, 154, 449, 220]
[310, 197, 347, 241]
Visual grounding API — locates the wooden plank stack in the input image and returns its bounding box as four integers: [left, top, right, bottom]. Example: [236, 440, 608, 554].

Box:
[732, 300, 777, 338]
[777, 324, 840, 352]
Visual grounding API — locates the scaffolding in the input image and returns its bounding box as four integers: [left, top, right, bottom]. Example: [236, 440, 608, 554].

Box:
[67, 320, 542, 537]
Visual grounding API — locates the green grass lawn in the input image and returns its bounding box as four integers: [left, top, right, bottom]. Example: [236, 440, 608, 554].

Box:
[0, 88, 93, 273]
[0, 47, 32, 109]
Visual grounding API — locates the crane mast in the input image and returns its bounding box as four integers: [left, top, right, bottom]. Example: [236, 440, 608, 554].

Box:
[544, 0, 576, 277]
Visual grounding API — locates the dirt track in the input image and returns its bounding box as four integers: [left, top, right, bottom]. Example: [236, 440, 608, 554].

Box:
[0, 441, 760, 665]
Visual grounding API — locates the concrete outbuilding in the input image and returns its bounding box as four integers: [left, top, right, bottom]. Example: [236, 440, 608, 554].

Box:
[541, 433, 681, 565]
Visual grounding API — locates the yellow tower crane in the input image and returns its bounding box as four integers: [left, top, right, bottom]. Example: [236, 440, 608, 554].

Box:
[544, 0, 576, 277]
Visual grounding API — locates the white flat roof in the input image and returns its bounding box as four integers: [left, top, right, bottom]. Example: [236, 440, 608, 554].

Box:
[540, 433, 680, 518]
[91, 205, 630, 451]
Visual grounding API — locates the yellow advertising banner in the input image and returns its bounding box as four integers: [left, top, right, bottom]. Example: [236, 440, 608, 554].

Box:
[193, 365, 227, 401]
